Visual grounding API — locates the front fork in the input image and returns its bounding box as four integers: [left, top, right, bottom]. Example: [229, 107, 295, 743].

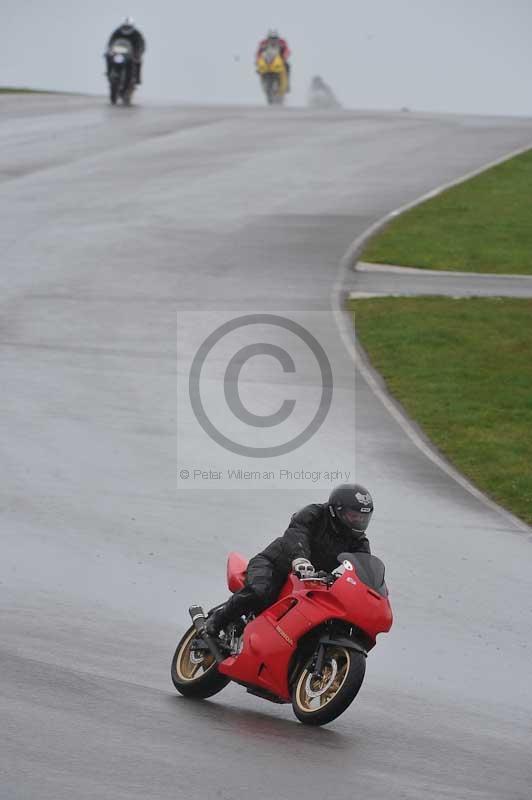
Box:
[312, 643, 326, 679]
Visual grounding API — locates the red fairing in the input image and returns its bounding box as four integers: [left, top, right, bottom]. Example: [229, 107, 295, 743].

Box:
[218, 563, 393, 702]
[332, 573, 393, 640]
[226, 552, 248, 593]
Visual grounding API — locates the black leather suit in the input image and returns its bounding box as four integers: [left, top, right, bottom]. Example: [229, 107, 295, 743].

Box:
[107, 27, 146, 83]
[218, 503, 371, 622]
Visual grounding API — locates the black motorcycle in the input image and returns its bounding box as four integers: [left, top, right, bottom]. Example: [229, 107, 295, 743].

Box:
[106, 39, 136, 106]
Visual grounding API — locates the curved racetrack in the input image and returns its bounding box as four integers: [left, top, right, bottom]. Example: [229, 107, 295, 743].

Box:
[2, 94, 532, 800]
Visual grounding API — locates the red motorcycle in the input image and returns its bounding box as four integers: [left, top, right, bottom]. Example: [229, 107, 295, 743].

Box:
[171, 551, 393, 726]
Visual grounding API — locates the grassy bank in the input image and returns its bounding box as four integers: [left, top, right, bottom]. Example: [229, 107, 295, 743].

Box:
[0, 87, 59, 94]
[362, 148, 532, 275]
[350, 296, 532, 526]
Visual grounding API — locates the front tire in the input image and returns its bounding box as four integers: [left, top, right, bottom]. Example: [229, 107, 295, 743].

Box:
[171, 625, 230, 699]
[123, 81, 135, 106]
[263, 75, 279, 105]
[292, 645, 366, 726]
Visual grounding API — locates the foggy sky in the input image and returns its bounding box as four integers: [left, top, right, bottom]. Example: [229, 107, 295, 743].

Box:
[2, 0, 532, 115]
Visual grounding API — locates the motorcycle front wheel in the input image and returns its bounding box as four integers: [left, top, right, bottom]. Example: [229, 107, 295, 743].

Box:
[292, 645, 366, 726]
[263, 76, 279, 105]
[109, 80, 118, 105]
[171, 625, 230, 698]
[122, 84, 134, 106]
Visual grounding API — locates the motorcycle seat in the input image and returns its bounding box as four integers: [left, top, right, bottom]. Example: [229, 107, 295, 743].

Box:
[227, 552, 248, 593]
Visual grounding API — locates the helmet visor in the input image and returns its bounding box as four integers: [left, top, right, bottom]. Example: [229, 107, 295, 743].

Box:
[338, 508, 372, 533]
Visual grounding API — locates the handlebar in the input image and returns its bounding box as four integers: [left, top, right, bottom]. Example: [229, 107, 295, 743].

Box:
[298, 571, 337, 586]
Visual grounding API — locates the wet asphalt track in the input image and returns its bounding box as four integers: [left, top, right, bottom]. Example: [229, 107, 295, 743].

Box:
[1, 94, 532, 800]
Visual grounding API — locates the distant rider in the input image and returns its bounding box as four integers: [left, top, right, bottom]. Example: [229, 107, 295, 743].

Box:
[256, 29, 291, 92]
[309, 75, 341, 109]
[207, 484, 374, 637]
[107, 17, 146, 85]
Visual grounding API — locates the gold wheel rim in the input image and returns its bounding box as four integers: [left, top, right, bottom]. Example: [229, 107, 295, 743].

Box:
[295, 647, 351, 713]
[175, 628, 216, 683]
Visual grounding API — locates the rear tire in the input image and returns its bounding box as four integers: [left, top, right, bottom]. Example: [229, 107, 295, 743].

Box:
[171, 625, 230, 699]
[292, 645, 366, 726]
[109, 81, 118, 105]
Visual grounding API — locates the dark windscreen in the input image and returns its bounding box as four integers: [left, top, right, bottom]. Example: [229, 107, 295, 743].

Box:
[338, 552, 388, 597]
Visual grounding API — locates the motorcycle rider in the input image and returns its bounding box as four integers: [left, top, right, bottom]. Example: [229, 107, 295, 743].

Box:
[256, 29, 291, 92]
[107, 17, 146, 85]
[206, 483, 374, 637]
[309, 75, 341, 109]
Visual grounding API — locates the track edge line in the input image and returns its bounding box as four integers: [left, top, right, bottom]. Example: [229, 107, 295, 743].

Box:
[331, 140, 532, 536]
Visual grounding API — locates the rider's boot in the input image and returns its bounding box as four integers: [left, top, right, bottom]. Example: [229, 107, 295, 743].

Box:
[206, 591, 253, 638]
[205, 605, 231, 638]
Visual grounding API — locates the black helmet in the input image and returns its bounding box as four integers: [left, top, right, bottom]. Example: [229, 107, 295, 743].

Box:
[120, 16, 136, 35]
[328, 483, 373, 536]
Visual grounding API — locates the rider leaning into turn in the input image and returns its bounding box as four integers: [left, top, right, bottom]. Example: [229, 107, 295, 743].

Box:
[256, 29, 291, 92]
[207, 484, 374, 637]
[107, 17, 146, 85]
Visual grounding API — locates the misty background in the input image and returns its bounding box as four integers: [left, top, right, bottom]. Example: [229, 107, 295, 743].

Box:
[2, 0, 532, 115]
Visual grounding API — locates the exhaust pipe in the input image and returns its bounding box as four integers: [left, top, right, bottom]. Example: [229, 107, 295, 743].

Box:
[188, 605, 225, 664]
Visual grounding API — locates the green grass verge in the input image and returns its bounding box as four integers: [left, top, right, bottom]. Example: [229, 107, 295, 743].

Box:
[350, 296, 532, 526]
[0, 87, 60, 94]
[362, 148, 532, 274]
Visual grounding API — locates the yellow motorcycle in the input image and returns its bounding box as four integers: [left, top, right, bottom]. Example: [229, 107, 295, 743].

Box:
[256, 45, 288, 105]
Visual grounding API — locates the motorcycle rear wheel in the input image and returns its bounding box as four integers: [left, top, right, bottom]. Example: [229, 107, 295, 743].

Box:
[109, 82, 118, 105]
[171, 625, 230, 698]
[292, 645, 366, 725]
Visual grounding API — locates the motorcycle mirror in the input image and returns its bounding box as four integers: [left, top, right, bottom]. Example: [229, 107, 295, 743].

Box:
[337, 552, 354, 564]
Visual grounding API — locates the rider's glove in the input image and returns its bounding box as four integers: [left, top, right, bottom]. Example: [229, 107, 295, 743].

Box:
[292, 558, 316, 579]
